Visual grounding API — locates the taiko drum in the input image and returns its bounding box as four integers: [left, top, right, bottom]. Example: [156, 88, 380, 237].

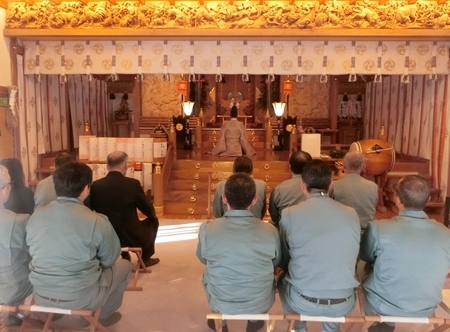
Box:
[349, 139, 395, 176]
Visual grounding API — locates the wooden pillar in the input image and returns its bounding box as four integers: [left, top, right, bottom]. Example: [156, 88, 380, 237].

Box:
[265, 110, 272, 149]
[132, 77, 141, 138]
[153, 162, 164, 216]
[195, 118, 202, 148]
[330, 77, 339, 143]
[169, 123, 176, 147]
[289, 125, 298, 156]
[10, 39, 23, 158]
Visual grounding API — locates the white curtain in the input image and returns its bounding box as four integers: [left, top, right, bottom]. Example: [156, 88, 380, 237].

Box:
[67, 75, 109, 149]
[365, 75, 450, 199]
[23, 40, 450, 76]
[17, 55, 69, 183]
[15, 69, 108, 183]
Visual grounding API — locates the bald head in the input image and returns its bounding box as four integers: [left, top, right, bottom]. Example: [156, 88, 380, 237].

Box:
[107, 151, 128, 173]
[343, 151, 366, 174]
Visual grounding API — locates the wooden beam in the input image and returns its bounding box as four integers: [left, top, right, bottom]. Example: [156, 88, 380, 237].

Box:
[11, 43, 25, 56]
[50, 0, 62, 4]
[3, 28, 450, 42]
[0, 0, 7, 9]
[109, 0, 117, 5]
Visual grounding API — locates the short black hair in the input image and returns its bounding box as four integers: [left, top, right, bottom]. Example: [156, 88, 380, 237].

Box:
[395, 175, 430, 210]
[233, 156, 253, 174]
[53, 161, 92, 198]
[0, 158, 25, 188]
[289, 150, 312, 174]
[230, 106, 238, 118]
[55, 152, 76, 169]
[301, 160, 332, 192]
[224, 173, 256, 210]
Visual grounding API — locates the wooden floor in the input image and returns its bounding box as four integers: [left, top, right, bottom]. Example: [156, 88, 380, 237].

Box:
[163, 147, 444, 223]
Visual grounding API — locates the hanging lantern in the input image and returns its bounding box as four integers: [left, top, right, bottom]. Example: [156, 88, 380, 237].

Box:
[177, 76, 188, 97]
[283, 76, 294, 96]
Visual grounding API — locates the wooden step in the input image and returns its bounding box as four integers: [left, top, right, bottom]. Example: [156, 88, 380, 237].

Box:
[164, 158, 293, 218]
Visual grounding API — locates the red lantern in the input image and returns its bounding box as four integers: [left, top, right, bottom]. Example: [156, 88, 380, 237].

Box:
[177, 78, 188, 97]
[283, 77, 294, 96]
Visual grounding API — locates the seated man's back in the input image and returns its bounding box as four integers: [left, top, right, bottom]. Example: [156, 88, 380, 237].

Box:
[331, 151, 378, 229]
[27, 161, 131, 324]
[34, 152, 75, 209]
[213, 156, 266, 219]
[211, 106, 256, 157]
[0, 165, 32, 307]
[197, 173, 280, 332]
[88, 151, 159, 267]
[361, 175, 450, 323]
[278, 160, 360, 332]
[269, 150, 312, 225]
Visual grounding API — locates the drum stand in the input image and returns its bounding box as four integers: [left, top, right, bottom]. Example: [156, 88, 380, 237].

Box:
[375, 171, 388, 213]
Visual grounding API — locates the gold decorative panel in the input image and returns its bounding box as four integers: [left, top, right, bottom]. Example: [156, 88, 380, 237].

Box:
[290, 75, 330, 118]
[142, 75, 181, 117]
[211, 172, 233, 181]
[6, 2, 450, 30]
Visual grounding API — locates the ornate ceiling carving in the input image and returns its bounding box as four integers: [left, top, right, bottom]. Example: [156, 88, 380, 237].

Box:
[5, 1, 450, 30]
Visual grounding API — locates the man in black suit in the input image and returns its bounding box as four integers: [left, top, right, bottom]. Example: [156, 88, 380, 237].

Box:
[87, 151, 160, 267]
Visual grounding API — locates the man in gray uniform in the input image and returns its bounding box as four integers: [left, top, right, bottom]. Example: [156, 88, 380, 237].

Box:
[361, 175, 450, 332]
[34, 152, 75, 209]
[212, 156, 267, 219]
[197, 173, 281, 332]
[330, 151, 378, 230]
[0, 165, 32, 325]
[27, 161, 131, 327]
[278, 160, 360, 332]
[268, 150, 312, 227]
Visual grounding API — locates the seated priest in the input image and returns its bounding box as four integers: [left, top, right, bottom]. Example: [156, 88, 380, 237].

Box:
[360, 175, 450, 332]
[211, 106, 256, 157]
[0, 165, 33, 326]
[197, 173, 281, 332]
[26, 161, 131, 327]
[87, 151, 160, 267]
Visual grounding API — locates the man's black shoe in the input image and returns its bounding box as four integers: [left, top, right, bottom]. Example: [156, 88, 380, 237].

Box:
[121, 252, 131, 261]
[144, 257, 160, 267]
[368, 322, 395, 332]
[246, 320, 264, 332]
[8, 314, 22, 326]
[207, 318, 228, 332]
[99, 312, 122, 327]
